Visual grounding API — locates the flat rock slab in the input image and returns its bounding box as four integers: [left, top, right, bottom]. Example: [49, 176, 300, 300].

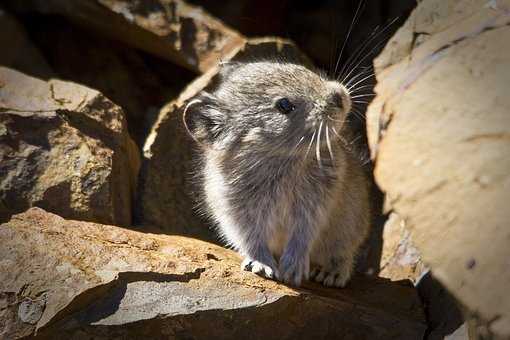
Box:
[366, 0, 510, 337]
[0, 208, 426, 339]
[0, 67, 140, 225]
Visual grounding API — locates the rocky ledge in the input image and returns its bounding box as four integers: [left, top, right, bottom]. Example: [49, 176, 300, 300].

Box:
[1, 208, 426, 339]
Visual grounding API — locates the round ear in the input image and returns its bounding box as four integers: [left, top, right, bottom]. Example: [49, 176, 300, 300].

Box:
[182, 93, 225, 146]
[183, 98, 204, 142]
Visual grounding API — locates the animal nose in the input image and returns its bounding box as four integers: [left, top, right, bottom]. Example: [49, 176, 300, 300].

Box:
[331, 92, 343, 109]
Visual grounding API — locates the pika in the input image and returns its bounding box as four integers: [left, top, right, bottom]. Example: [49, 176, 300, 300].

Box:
[183, 60, 370, 287]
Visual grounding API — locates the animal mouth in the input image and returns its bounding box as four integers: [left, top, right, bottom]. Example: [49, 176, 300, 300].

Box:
[297, 117, 341, 167]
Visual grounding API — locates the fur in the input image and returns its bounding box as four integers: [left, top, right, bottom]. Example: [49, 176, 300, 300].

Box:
[184, 61, 370, 287]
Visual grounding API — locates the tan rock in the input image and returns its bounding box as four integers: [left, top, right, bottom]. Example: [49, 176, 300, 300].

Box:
[8, 0, 244, 73]
[0, 67, 140, 225]
[0, 208, 426, 339]
[138, 37, 310, 241]
[366, 0, 510, 337]
[379, 213, 426, 283]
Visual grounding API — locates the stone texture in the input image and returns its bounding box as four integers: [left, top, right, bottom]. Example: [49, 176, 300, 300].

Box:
[7, 0, 244, 73]
[379, 212, 426, 283]
[0, 7, 53, 79]
[366, 0, 510, 337]
[0, 67, 140, 225]
[0, 208, 426, 339]
[137, 37, 311, 242]
[24, 15, 195, 146]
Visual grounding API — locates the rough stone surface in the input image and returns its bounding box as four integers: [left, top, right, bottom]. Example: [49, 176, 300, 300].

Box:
[366, 0, 510, 337]
[0, 208, 426, 339]
[24, 15, 195, 146]
[7, 0, 244, 73]
[379, 212, 426, 283]
[0, 7, 53, 79]
[137, 37, 311, 242]
[0, 67, 140, 225]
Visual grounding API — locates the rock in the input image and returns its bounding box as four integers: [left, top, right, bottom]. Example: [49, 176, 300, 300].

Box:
[366, 0, 510, 337]
[379, 212, 426, 283]
[6, 0, 244, 73]
[0, 7, 53, 79]
[137, 37, 311, 242]
[22, 15, 195, 145]
[0, 208, 426, 339]
[0, 67, 140, 225]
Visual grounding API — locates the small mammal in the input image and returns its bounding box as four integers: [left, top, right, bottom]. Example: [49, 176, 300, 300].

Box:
[183, 60, 370, 287]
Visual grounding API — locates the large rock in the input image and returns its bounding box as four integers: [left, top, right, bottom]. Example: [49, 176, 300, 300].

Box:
[138, 37, 311, 242]
[6, 0, 244, 73]
[0, 208, 426, 339]
[23, 15, 194, 145]
[366, 0, 510, 337]
[0, 67, 140, 225]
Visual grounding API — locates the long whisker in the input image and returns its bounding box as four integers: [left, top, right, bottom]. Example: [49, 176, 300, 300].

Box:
[331, 126, 341, 138]
[353, 100, 370, 105]
[337, 22, 382, 79]
[327, 116, 346, 123]
[341, 38, 386, 85]
[347, 72, 376, 91]
[305, 130, 316, 159]
[333, 0, 365, 76]
[325, 125, 334, 161]
[349, 84, 375, 94]
[344, 67, 372, 88]
[316, 121, 324, 168]
[350, 108, 365, 121]
[339, 17, 399, 83]
[291, 135, 306, 155]
[351, 94, 376, 99]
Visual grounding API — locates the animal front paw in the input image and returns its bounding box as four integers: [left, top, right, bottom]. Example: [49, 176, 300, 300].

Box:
[241, 257, 279, 280]
[278, 252, 310, 287]
[310, 265, 352, 288]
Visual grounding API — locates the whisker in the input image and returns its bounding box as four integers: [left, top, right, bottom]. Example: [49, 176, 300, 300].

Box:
[291, 135, 306, 155]
[325, 125, 334, 161]
[353, 100, 369, 105]
[316, 121, 324, 168]
[327, 116, 346, 123]
[333, 0, 366, 76]
[350, 108, 365, 121]
[305, 130, 316, 159]
[349, 84, 375, 94]
[339, 17, 399, 83]
[337, 23, 381, 80]
[344, 67, 373, 88]
[347, 72, 376, 91]
[331, 126, 341, 138]
[351, 94, 376, 99]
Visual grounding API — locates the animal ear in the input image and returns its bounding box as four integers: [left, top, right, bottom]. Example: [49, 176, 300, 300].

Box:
[183, 92, 225, 145]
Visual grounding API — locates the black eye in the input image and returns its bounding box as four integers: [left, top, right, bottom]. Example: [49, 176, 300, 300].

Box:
[276, 98, 295, 114]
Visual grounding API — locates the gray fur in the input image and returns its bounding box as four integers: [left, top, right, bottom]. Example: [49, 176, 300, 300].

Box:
[184, 61, 370, 287]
